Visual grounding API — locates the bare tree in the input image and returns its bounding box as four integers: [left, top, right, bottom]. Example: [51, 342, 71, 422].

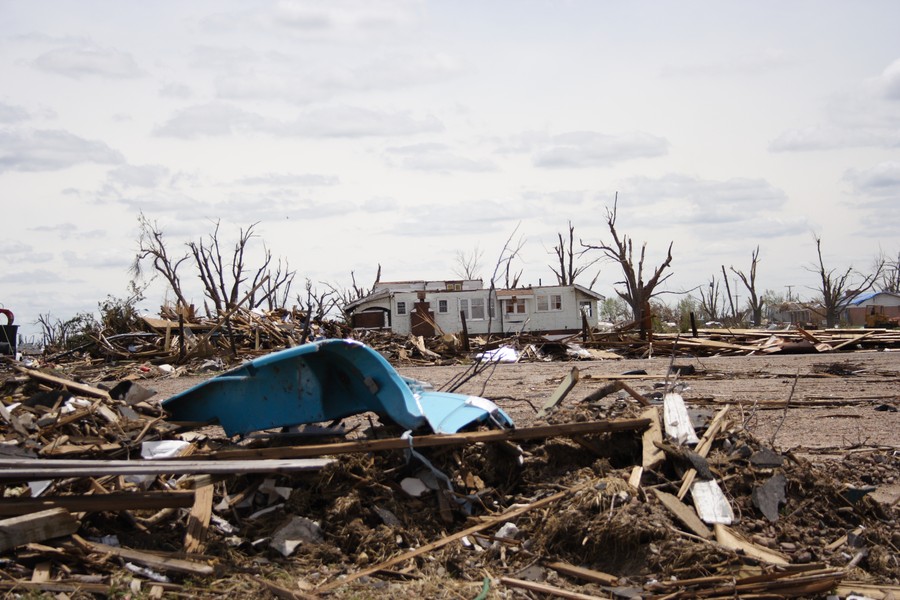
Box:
[806, 235, 884, 327]
[188, 221, 284, 312]
[262, 257, 297, 310]
[131, 213, 190, 308]
[730, 246, 764, 326]
[698, 276, 723, 322]
[581, 196, 674, 338]
[452, 246, 484, 280]
[876, 249, 900, 293]
[491, 226, 524, 290]
[548, 221, 601, 287]
[326, 265, 381, 321]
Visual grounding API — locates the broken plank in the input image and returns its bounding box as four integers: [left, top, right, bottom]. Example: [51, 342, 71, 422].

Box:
[500, 577, 606, 599]
[537, 366, 580, 419]
[0, 458, 335, 479]
[640, 407, 665, 470]
[184, 484, 214, 554]
[676, 406, 730, 500]
[72, 534, 214, 576]
[0, 508, 80, 553]
[0, 490, 195, 517]
[545, 561, 618, 586]
[13, 366, 111, 400]
[211, 418, 651, 461]
[653, 489, 712, 539]
[714, 523, 789, 565]
[618, 381, 651, 406]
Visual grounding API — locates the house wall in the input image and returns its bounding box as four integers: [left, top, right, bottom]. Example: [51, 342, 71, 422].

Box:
[351, 285, 601, 336]
[846, 305, 900, 326]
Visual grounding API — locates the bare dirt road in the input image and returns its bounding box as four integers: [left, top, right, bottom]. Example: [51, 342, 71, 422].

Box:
[152, 349, 900, 456]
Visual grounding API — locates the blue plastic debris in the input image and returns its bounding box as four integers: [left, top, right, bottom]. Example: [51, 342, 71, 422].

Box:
[162, 338, 513, 436]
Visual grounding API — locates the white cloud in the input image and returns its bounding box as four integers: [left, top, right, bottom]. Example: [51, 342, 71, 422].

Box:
[877, 57, 900, 100]
[153, 103, 267, 138]
[154, 103, 442, 139]
[844, 161, 900, 197]
[0, 129, 124, 172]
[234, 173, 339, 186]
[32, 42, 143, 79]
[384, 143, 496, 172]
[533, 131, 669, 168]
[107, 165, 172, 189]
[0, 101, 30, 123]
[618, 174, 793, 230]
[660, 49, 789, 78]
[768, 126, 891, 152]
[159, 82, 193, 99]
[289, 105, 442, 137]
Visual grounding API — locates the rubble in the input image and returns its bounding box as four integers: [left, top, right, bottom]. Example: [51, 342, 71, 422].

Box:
[1, 325, 898, 598]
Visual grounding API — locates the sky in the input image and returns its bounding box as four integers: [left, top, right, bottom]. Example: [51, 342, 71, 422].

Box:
[2, 1, 899, 341]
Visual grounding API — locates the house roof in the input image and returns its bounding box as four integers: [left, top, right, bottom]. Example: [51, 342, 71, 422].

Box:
[848, 291, 900, 305]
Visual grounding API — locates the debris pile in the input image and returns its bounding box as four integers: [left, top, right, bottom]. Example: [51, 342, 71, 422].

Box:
[1, 343, 898, 598]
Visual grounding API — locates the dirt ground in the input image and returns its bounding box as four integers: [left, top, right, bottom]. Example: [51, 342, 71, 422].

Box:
[398, 350, 900, 452]
[150, 348, 900, 504]
[5, 348, 899, 597]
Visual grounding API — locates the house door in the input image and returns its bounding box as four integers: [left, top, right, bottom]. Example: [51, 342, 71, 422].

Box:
[410, 302, 435, 337]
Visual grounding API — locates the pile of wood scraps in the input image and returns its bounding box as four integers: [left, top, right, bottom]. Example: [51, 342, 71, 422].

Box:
[1, 357, 898, 598]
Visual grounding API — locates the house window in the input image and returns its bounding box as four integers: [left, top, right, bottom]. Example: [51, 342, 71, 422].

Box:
[446, 283, 462, 291]
[459, 298, 487, 320]
[536, 294, 563, 312]
[579, 301, 593, 318]
[471, 297, 485, 320]
[506, 299, 526, 314]
[438, 299, 448, 313]
[396, 301, 407, 315]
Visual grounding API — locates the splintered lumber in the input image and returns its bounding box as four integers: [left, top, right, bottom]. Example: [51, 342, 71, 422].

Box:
[0, 490, 196, 517]
[184, 484, 214, 554]
[537, 366, 580, 418]
[499, 577, 607, 599]
[13, 366, 111, 400]
[72, 534, 214, 576]
[677, 406, 730, 500]
[640, 407, 665, 470]
[316, 481, 591, 593]
[0, 508, 79, 552]
[211, 418, 650, 461]
[0, 458, 334, 479]
[835, 582, 900, 599]
[714, 523, 789, 565]
[652, 489, 712, 539]
[545, 561, 618, 586]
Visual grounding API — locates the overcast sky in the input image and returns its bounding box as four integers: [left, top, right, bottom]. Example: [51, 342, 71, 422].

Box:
[2, 1, 899, 340]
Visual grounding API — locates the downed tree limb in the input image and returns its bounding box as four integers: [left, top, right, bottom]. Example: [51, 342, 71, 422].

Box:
[210, 418, 651, 461]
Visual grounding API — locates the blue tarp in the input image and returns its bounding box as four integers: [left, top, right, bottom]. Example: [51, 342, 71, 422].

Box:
[162, 338, 513, 436]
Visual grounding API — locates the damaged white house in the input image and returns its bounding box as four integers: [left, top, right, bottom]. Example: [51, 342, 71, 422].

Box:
[343, 279, 606, 337]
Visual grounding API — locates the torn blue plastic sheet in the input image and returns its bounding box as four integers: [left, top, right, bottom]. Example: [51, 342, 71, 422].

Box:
[162, 338, 514, 436]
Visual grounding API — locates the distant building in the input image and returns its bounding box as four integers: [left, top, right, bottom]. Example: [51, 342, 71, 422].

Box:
[844, 291, 900, 326]
[344, 279, 606, 337]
